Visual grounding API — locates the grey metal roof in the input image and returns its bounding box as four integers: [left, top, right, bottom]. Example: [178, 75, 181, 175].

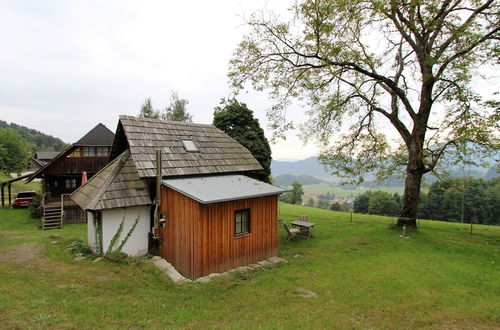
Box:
[112, 116, 263, 178]
[162, 175, 287, 204]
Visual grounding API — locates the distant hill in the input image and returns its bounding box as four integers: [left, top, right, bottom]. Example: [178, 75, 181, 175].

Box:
[271, 157, 330, 176]
[272, 155, 498, 184]
[0, 120, 67, 152]
[274, 174, 326, 186]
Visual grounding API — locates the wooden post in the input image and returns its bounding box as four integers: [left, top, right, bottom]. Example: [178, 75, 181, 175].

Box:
[8, 184, 12, 207]
[1, 184, 4, 208]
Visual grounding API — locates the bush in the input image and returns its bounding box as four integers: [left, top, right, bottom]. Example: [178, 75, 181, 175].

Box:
[29, 193, 43, 218]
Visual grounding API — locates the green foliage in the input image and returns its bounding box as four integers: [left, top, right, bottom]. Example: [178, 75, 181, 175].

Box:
[306, 197, 315, 207]
[106, 217, 126, 254]
[213, 98, 272, 182]
[353, 190, 400, 216]
[1, 207, 500, 328]
[138, 97, 160, 119]
[419, 177, 500, 225]
[93, 211, 103, 255]
[318, 191, 335, 200]
[279, 181, 304, 205]
[368, 191, 400, 217]
[163, 91, 192, 122]
[230, 0, 499, 220]
[138, 93, 193, 122]
[0, 120, 67, 152]
[101, 214, 141, 255]
[329, 202, 344, 212]
[28, 193, 43, 218]
[353, 191, 373, 214]
[316, 199, 330, 209]
[117, 215, 141, 252]
[0, 128, 30, 173]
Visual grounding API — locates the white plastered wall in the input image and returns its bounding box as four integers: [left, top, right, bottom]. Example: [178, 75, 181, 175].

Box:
[87, 205, 150, 256]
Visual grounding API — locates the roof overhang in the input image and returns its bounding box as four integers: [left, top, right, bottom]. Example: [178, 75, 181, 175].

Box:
[162, 175, 287, 204]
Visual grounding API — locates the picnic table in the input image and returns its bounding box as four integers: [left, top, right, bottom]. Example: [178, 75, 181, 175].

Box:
[290, 220, 315, 239]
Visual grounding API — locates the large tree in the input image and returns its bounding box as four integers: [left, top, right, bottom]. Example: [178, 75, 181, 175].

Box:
[229, 0, 499, 228]
[0, 128, 30, 174]
[213, 98, 272, 182]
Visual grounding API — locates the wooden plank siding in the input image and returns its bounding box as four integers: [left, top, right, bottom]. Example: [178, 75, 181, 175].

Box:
[43, 155, 110, 174]
[160, 186, 278, 279]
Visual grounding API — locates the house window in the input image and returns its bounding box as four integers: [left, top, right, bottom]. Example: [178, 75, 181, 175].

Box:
[235, 209, 250, 236]
[96, 146, 109, 156]
[65, 178, 77, 189]
[67, 147, 82, 157]
[82, 147, 95, 157]
[181, 138, 199, 152]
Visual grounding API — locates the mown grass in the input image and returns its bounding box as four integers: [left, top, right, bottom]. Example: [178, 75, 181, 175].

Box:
[298, 183, 404, 199]
[0, 205, 499, 329]
[0, 172, 41, 205]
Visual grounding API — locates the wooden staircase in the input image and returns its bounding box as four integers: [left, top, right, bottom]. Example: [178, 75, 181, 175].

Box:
[42, 205, 63, 230]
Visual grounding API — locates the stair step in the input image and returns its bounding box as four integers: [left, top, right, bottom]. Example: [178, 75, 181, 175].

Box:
[43, 220, 62, 225]
[43, 226, 62, 230]
[44, 213, 61, 217]
[45, 210, 61, 214]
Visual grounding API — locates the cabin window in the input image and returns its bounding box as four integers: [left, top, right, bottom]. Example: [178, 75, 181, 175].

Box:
[67, 147, 81, 157]
[181, 138, 199, 152]
[96, 146, 109, 156]
[65, 178, 77, 189]
[83, 147, 95, 157]
[235, 209, 250, 236]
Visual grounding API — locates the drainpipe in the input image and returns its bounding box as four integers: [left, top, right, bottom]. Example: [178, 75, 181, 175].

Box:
[153, 149, 162, 239]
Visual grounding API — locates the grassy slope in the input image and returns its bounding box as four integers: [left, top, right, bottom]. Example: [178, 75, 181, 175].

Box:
[298, 183, 404, 200]
[0, 206, 499, 328]
[0, 173, 41, 205]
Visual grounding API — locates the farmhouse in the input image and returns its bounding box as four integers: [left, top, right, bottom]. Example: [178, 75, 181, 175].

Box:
[27, 123, 115, 228]
[71, 115, 286, 279]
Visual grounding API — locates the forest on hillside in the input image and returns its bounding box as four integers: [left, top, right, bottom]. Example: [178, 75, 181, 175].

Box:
[0, 120, 67, 152]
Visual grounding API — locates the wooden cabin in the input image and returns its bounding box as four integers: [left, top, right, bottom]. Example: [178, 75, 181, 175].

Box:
[71, 116, 285, 279]
[27, 151, 60, 172]
[28, 123, 114, 227]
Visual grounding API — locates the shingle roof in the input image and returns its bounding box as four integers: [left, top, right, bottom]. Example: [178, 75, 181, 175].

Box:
[75, 123, 115, 146]
[162, 175, 287, 204]
[115, 115, 263, 178]
[70, 150, 151, 211]
[35, 151, 60, 161]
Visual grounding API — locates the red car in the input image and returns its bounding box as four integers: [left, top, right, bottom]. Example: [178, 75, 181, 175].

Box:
[12, 191, 37, 208]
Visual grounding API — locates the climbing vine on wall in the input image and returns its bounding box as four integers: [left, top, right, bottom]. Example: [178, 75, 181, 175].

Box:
[93, 211, 103, 255]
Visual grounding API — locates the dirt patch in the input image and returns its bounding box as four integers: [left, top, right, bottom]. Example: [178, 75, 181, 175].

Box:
[0, 242, 44, 263]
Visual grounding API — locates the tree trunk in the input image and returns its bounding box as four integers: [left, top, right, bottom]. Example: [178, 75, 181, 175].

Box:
[397, 167, 424, 229]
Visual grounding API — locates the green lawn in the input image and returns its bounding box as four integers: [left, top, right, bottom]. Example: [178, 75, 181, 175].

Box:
[0, 172, 41, 205]
[299, 183, 405, 200]
[0, 205, 499, 328]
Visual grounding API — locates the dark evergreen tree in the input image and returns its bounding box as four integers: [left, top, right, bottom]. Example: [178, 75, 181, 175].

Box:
[213, 98, 272, 182]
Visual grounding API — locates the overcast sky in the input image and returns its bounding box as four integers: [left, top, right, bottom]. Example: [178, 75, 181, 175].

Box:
[0, 0, 316, 161]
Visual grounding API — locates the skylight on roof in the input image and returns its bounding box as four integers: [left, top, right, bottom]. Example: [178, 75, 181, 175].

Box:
[181, 138, 199, 152]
